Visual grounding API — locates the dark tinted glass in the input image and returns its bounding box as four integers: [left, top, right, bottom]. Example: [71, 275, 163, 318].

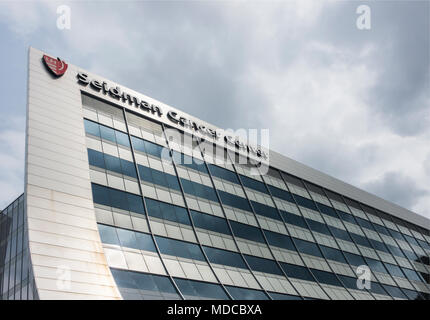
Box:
[293, 238, 323, 258]
[225, 285, 269, 300]
[208, 164, 239, 184]
[244, 254, 283, 276]
[156, 236, 205, 261]
[203, 246, 247, 269]
[191, 210, 230, 235]
[264, 230, 296, 251]
[230, 221, 265, 243]
[174, 278, 229, 300]
[281, 262, 315, 282]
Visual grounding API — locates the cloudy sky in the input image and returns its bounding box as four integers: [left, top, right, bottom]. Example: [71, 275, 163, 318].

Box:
[0, 0, 429, 220]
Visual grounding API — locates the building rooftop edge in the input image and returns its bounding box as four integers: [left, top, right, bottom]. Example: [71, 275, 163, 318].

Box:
[29, 47, 430, 230]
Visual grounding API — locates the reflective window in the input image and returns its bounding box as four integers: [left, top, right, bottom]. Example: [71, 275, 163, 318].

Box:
[311, 269, 342, 287]
[138, 165, 181, 191]
[306, 219, 331, 236]
[293, 238, 323, 258]
[382, 284, 407, 299]
[364, 257, 388, 274]
[97, 224, 156, 252]
[191, 210, 231, 235]
[203, 246, 247, 269]
[244, 254, 283, 276]
[98, 224, 120, 246]
[269, 292, 302, 300]
[174, 278, 229, 300]
[251, 201, 282, 221]
[401, 267, 424, 282]
[218, 190, 252, 212]
[225, 285, 269, 300]
[281, 211, 308, 229]
[208, 164, 239, 185]
[230, 221, 265, 244]
[384, 263, 404, 278]
[131, 136, 166, 158]
[344, 252, 366, 267]
[280, 262, 315, 282]
[240, 175, 268, 194]
[155, 236, 205, 261]
[181, 178, 219, 202]
[84, 119, 100, 137]
[111, 268, 180, 300]
[294, 194, 318, 211]
[320, 245, 347, 264]
[91, 183, 145, 215]
[172, 151, 208, 175]
[264, 230, 296, 251]
[316, 203, 338, 218]
[268, 185, 294, 202]
[145, 198, 190, 225]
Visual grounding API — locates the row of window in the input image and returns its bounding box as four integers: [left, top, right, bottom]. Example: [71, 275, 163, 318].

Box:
[87, 119, 430, 271]
[92, 183, 145, 215]
[85, 119, 130, 148]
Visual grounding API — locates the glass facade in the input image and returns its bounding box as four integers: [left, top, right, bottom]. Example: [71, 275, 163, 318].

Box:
[58, 92, 429, 300]
[0, 195, 37, 300]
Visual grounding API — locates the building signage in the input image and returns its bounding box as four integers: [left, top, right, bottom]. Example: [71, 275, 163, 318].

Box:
[42, 55, 68, 77]
[76, 71, 268, 159]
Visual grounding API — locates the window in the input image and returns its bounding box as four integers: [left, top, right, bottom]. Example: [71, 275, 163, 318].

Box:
[181, 178, 219, 203]
[98, 224, 120, 246]
[306, 219, 331, 236]
[240, 175, 268, 194]
[269, 292, 302, 300]
[384, 263, 404, 278]
[225, 285, 269, 300]
[320, 245, 347, 264]
[217, 190, 251, 212]
[203, 246, 247, 269]
[91, 183, 145, 215]
[172, 151, 208, 175]
[251, 201, 281, 221]
[382, 284, 407, 299]
[145, 198, 190, 225]
[230, 221, 265, 244]
[293, 238, 323, 258]
[344, 252, 366, 267]
[131, 136, 166, 159]
[316, 203, 338, 218]
[138, 165, 181, 191]
[281, 211, 308, 229]
[311, 269, 342, 287]
[267, 185, 294, 202]
[88, 149, 137, 178]
[155, 236, 205, 261]
[98, 224, 156, 252]
[264, 230, 296, 251]
[111, 269, 180, 299]
[402, 267, 424, 282]
[191, 210, 231, 235]
[174, 278, 229, 300]
[280, 262, 315, 282]
[84, 119, 100, 137]
[294, 194, 318, 211]
[364, 257, 387, 274]
[244, 254, 283, 276]
[208, 164, 239, 185]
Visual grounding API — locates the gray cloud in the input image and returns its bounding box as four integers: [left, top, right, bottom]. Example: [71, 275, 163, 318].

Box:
[364, 171, 429, 210]
[0, 1, 429, 219]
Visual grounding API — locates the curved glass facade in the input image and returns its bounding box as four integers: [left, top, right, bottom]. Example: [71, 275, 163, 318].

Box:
[81, 93, 430, 300]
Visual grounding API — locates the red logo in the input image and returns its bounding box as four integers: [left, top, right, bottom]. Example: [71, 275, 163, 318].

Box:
[43, 55, 68, 77]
